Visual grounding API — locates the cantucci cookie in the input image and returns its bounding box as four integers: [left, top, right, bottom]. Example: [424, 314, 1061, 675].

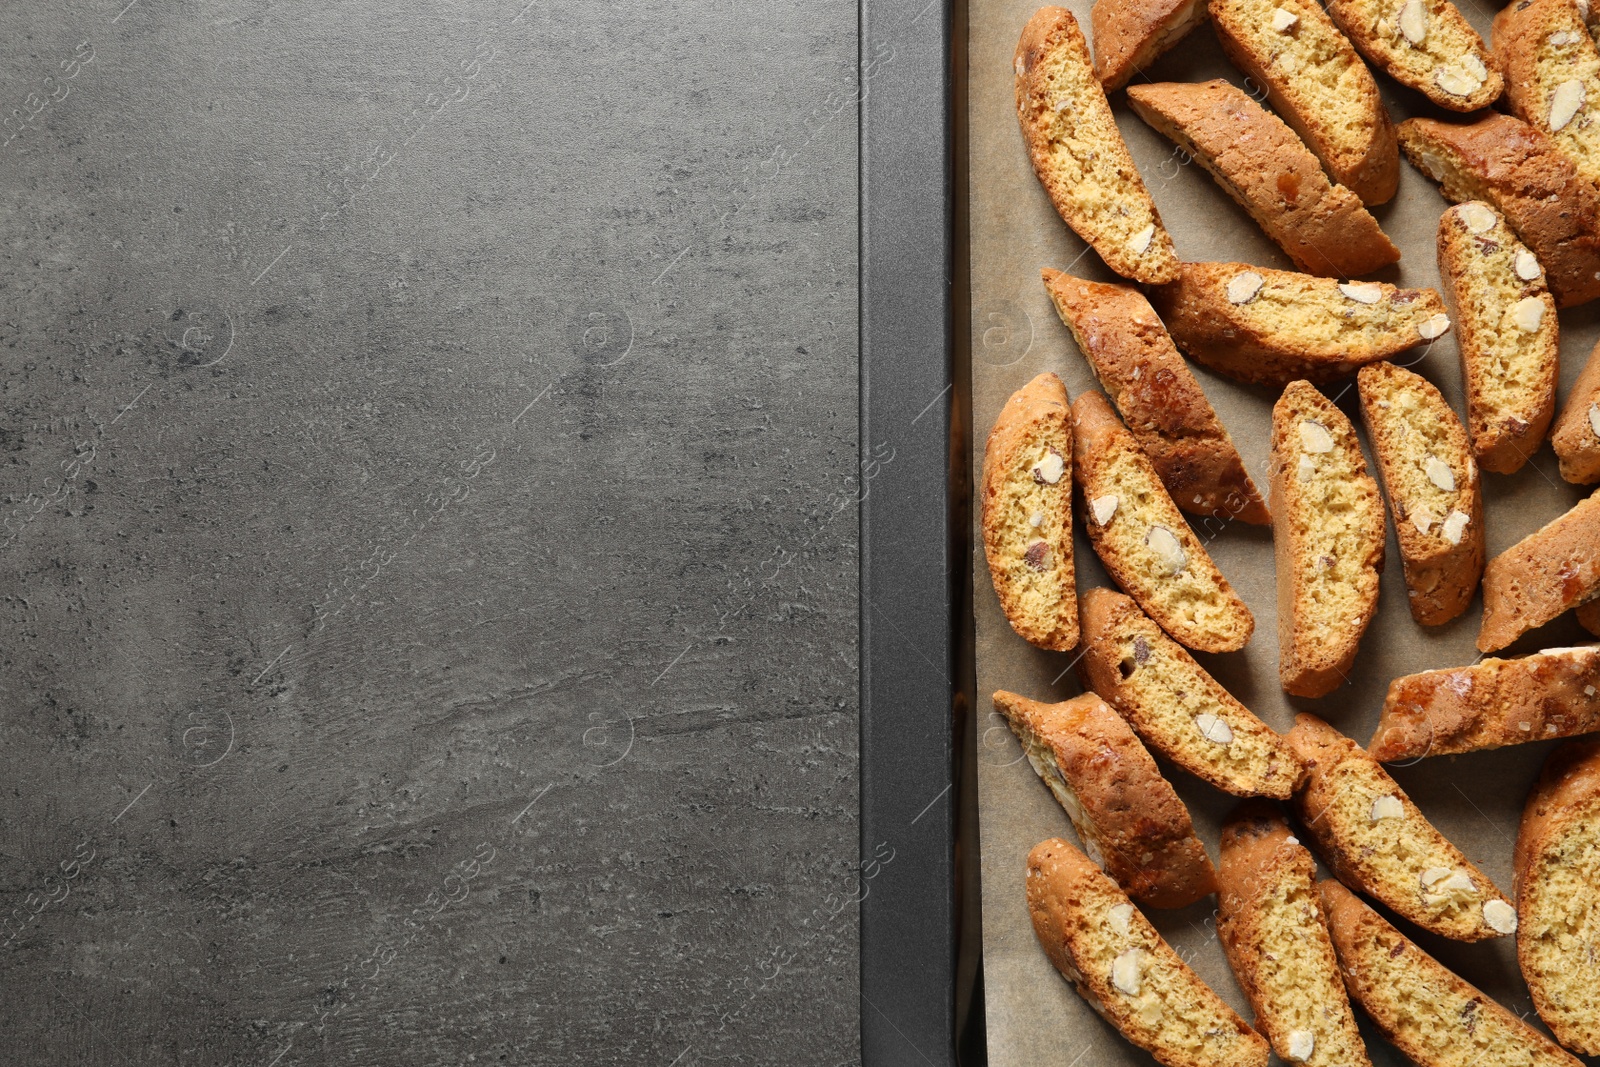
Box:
[1150, 263, 1450, 388]
[1437, 200, 1559, 475]
[1209, 0, 1400, 204]
[1042, 269, 1270, 525]
[1356, 363, 1483, 626]
[1479, 490, 1600, 652]
[1092, 0, 1209, 90]
[1015, 7, 1180, 284]
[1270, 382, 1386, 698]
[1516, 739, 1600, 1055]
[1073, 391, 1254, 652]
[1027, 837, 1271, 1067]
[996, 690, 1218, 908]
[1079, 588, 1303, 798]
[1320, 880, 1580, 1067]
[982, 372, 1077, 651]
[1328, 0, 1502, 111]
[1288, 714, 1517, 942]
[1551, 337, 1600, 483]
[1493, 0, 1600, 191]
[1125, 80, 1400, 278]
[1400, 114, 1600, 308]
[1370, 646, 1600, 761]
[1217, 802, 1373, 1067]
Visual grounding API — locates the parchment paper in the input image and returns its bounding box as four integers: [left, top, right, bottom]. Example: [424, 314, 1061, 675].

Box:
[968, 3, 1600, 1063]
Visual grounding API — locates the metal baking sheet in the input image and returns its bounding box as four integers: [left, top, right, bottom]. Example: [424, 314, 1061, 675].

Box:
[967, 2, 1600, 1064]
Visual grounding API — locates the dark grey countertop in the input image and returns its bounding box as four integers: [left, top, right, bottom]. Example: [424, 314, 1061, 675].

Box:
[1, 2, 862, 1063]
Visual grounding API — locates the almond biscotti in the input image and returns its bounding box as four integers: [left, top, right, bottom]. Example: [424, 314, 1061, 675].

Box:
[1320, 880, 1579, 1067]
[1356, 362, 1484, 626]
[1125, 80, 1399, 278]
[996, 690, 1218, 908]
[1027, 837, 1271, 1067]
[1079, 588, 1303, 798]
[1073, 392, 1254, 652]
[1479, 490, 1600, 652]
[1289, 714, 1517, 942]
[1015, 7, 1180, 284]
[1217, 802, 1373, 1067]
[1092, 0, 1209, 90]
[1516, 739, 1600, 1055]
[1209, 0, 1400, 204]
[982, 372, 1077, 651]
[1437, 200, 1559, 475]
[1400, 114, 1600, 308]
[1493, 0, 1600, 192]
[1270, 382, 1386, 698]
[1551, 338, 1600, 483]
[1328, 0, 1502, 111]
[1042, 269, 1269, 525]
[1149, 264, 1450, 388]
[1370, 646, 1600, 761]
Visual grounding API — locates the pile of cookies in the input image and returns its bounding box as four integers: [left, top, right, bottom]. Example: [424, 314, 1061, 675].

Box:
[985, 3, 1600, 1064]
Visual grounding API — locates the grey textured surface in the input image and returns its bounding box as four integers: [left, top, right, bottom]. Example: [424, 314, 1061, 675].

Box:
[0, 2, 862, 1064]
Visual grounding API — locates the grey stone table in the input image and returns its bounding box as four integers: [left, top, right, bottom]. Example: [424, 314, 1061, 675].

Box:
[0, 2, 861, 1063]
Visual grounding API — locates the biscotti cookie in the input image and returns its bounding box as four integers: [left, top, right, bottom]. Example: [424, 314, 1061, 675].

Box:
[1320, 880, 1579, 1067]
[1493, 0, 1600, 192]
[1400, 115, 1600, 308]
[1371, 646, 1600, 761]
[1288, 714, 1517, 941]
[1217, 802, 1373, 1067]
[1015, 8, 1180, 284]
[1516, 739, 1600, 1055]
[982, 373, 1077, 651]
[1027, 837, 1271, 1067]
[1356, 362, 1484, 626]
[1209, 0, 1400, 204]
[1073, 392, 1254, 652]
[1479, 490, 1600, 651]
[1125, 80, 1400, 278]
[1437, 201, 1559, 475]
[1328, 0, 1502, 111]
[1092, 0, 1208, 90]
[1270, 382, 1386, 698]
[1551, 338, 1600, 483]
[1042, 269, 1270, 525]
[1079, 588, 1303, 798]
[996, 690, 1218, 908]
[1149, 263, 1450, 388]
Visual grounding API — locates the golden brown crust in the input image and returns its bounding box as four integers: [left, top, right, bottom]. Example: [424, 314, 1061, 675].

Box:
[982, 372, 1078, 651]
[1042, 269, 1269, 525]
[1072, 392, 1254, 652]
[1077, 588, 1302, 797]
[1399, 114, 1600, 309]
[1320, 880, 1581, 1067]
[1270, 382, 1386, 698]
[1015, 8, 1181, 284]
[1355, 362, 1484, 626]
[1328, 0, 1503, 111]
[1027, 838, 1270, 1067]
[1149, 263, 1448, 388]
[1479, 490, 1600, 652]
[1372, 647, 1600, 761]
[1551, 338, 1600, 484]
[1091, 0, 1209, 90]
[1216, 802, 1373, 1067]
[1125, 80, 1400, 277]
[995, 690, 1218, 908]
[1494, 0, 1600, 192]
[1210, 0, 1400, 204]
[1290, 714, 1515, 941]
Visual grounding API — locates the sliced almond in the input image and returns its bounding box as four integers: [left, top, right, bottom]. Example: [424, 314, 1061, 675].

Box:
[1299, 420, 1334, 453]
[1399, 0, 1426, 44]
[1370, 795, 1404, 821]
[1420, 866, 1454, 888]
[1440, 871, 1476, 894]
[1091, 494, 1119, 526]
[1127, 224, 1155, 255]
[1435, 65, 1483, 97]
[1034, 450, 1066, 484]
[1511, 296, 1546, 333]
[1424, 455, 1456, 492]
[1515, 249, 1542, 281]
[1226, 271, 1264, 305]
[1417, 313, 1451, 340]
[1551, 79, 1587, 132]
[1550, 29, 1581, 46]
[1339, 281, 1383, 304]
[1412, 504, 1438, 535]
[1195, 712, 1233, 745]
[1108, 902, 1135, 936]
[1457, 202, 1496, 233]
[1144, 525, 1187, 576]
[1483, 899, 1518, 934]
[1441, 509, 1470, 545]
[1461, 53, 1487, 81]
[1112, 948, 1143, 995]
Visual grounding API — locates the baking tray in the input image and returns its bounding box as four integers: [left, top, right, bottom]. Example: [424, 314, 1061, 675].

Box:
[966, 5, 1600, 1067]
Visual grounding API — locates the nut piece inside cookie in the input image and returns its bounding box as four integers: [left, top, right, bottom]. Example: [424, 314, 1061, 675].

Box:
[1511, 296, 1546, 333]
[1226, 271, 1264, 304]
[1435, 65, 1484, 97]
[1127, 224, 1155, 255]
[1108, 902, 1134, 936]
[1034, 449, 1065, 484]
[1399, 0, 1427, 45]
[1299, 420, 1335, 453]
[1551, 80, 1587, 132]
[1144, 525, 1187, 575]
[1091, 494, 1119, 526]
[1194, 712, 1234, 745]
[1286, 1030, 1315, 1063]
[1424, 455, 1456, 491]
[1339, 281, 1383, 304]
[1417, 313, 1450, 340]
[1457, 203, 1496, 233]
[1370, 794, 1403, 821]
[1482, 899, 1517, 934]
[1272, 6, 1299, 30]
[1514, 250, 1542, 281]
[1111, 948, 1144, 995]
[1589, 403, 1600, 440]
[1441, 510, 1470, 545]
